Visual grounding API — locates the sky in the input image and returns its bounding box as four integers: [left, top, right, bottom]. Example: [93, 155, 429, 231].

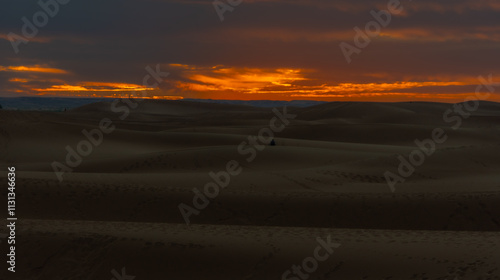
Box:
[1, 0, 499, 102]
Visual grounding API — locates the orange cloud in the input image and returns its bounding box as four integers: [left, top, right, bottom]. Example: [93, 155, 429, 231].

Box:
[33, 82, 155, 92]
[35, 91, 184, 99]
[7, 62, 497, 103]
[172, 64, 469, 94]
[404, 0, 500, 13]
[8, 78, 29, 83]
[165, 64, 499, 102]
[380, 26, 500, 42]
[188, 24, 500, 44]
[0, 65, 68, 74]
[174, 66, 307, 94]
[228, 26, 500, 43]
[290, 92, 499, 103]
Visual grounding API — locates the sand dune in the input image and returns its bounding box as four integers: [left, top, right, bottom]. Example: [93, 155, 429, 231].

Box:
[1, 100, 499, 279]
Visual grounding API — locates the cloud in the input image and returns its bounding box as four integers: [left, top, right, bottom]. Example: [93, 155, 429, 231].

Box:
[154, 63, 499, 102]
[0, 65, 68, 74]
[32, 82, 154, 92]
[0, 0, 499, 101]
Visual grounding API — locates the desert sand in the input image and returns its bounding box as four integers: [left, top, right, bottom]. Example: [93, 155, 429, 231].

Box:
[1, 100, 500, 279]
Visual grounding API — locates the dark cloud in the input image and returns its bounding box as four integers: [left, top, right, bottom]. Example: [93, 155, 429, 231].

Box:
[0, 0, 499, 100]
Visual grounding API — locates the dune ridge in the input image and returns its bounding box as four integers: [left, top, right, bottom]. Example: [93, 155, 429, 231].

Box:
[1, 100, 499, 279]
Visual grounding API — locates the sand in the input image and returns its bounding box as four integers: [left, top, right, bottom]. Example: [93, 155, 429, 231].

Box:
[0, 100, 499, 279]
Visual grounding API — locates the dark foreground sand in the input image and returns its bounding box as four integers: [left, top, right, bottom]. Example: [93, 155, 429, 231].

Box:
[1, 100, 500, 279]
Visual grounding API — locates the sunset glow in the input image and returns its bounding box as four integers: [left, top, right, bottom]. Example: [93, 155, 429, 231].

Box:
[0, 0, 498, 102]
[0, 65, 68, 74]
[33, 82, 155, 92]
[3, 63, 498, 102]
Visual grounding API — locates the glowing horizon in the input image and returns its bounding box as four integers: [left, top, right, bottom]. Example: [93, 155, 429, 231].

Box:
[1, 0, 499, 103]
[3, 63, 498, 103]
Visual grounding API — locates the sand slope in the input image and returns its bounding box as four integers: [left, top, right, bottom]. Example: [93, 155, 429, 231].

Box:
[1, 100, 500, 279]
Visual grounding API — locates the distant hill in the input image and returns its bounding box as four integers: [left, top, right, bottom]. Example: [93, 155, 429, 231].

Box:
[0, 97, 327, 111]
[182, 99, 327, 108]
[0, 97, 112, 111]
